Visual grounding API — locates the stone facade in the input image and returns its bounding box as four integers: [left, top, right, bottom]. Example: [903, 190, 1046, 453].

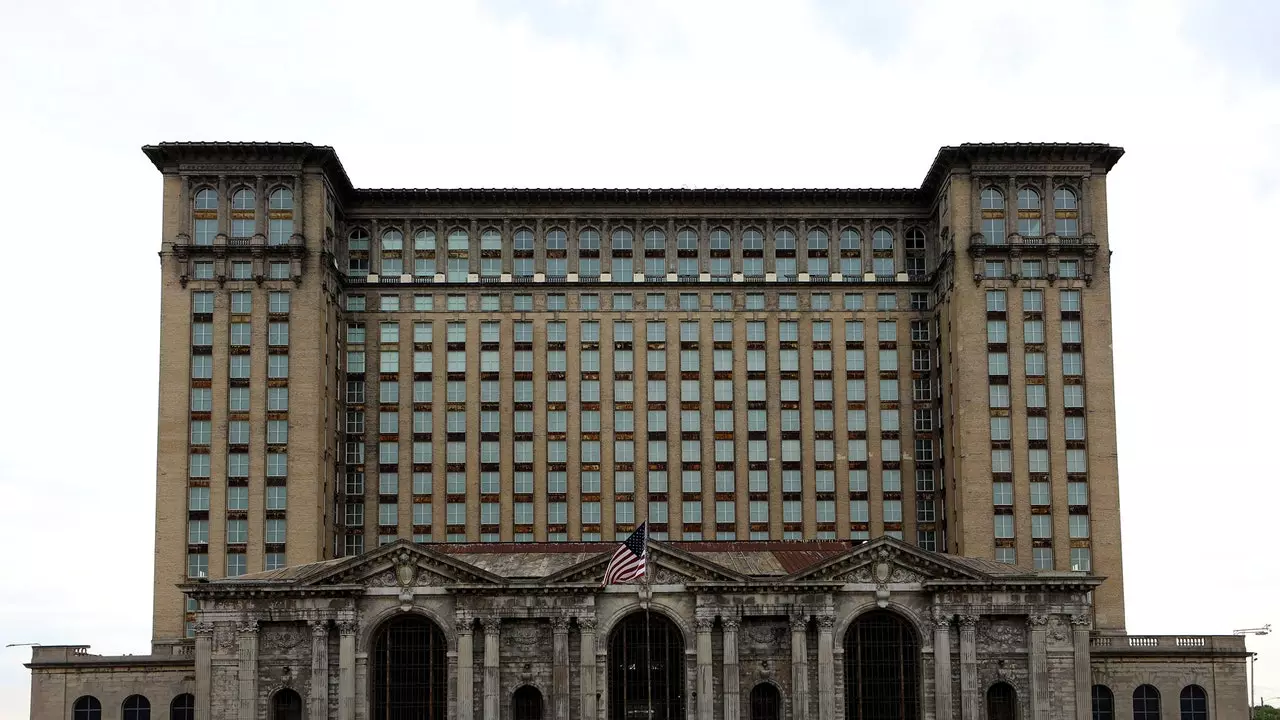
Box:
[27, 537, 1247, 719]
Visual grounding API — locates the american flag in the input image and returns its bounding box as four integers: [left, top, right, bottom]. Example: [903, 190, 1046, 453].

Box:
[602, 522, 648, 585]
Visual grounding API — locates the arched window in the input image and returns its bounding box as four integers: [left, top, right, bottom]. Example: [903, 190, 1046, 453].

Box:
[844, 610, 920, 720]
[380, 229, 405, 276]
[1017, 188, 1042, 237]
[644, 228, 666, 251]
[611, 228, 633, 251]
[447, 229, 470, 250]
[981, 187, 1005, 210]
[446, 230, 469, 282]
[980, 188, 1007, 245]
[987, 682, 1016, 720]
[269, 187, 293, 211]
[546, 228, 567, 250]
[750, 682, 782, 720]
[742, 229, 764, 250]
[230, 188, 256, 238]
[709, 228, 731, 251]
[193, 189, 218, 246]
[608, 612, 685, 720]
[1054, 187, 1080, 236]
[579, 229, 601, 251]
[72, 696, 101, 720]
[677, 227, 698, 250]
[169, 693, 195, 720]
[905, 228, 926, 251]
[480, 229, 502, 250]
[371, 614, 448, 720]
[415, 229, 436, 251]
[774, 228, 796, 250]
[1133, 684, 1161, 720]
[348, 229, 370, 250]
[839, 228, 861, 251]
[272, 688, 303, 720]
[514, 229, 535, 251]
[807, 228, 829, 251]
[1091, 685, 1114, 720]
[122, 695, 151, 720]
[382, 229, 404, 250]
[512, 685, 544, 720]
[1180, 685, 1208, 720]
[872, 228, 894, 251]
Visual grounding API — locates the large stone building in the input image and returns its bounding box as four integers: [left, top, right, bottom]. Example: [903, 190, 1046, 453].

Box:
[25, 142, 1249, 719]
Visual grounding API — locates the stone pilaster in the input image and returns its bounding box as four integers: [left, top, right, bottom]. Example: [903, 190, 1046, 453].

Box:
[309, 621, 329, 720]
[193, 623, 213, 720]
[933, 612, 954, 720]
[791, 614, 810, 720]
[552, 617, 570, 720]
[482, 617, 501, 720]
[1071, 614, 1093, 720]
[695, 616, 714, 720]
[579, 618, 598, 720]
[959, 615, 979, 720]
[722, 616, 741, 720]
[817, 614, 836, 720]
[338, 620, 356, 720]
[456, 617, 474, 720]
[1028, 614, 1050, 720]
[236, 621, 259, 720]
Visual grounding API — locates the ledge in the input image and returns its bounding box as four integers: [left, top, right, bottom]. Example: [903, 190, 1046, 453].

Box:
[1089, 634, 1249, 659]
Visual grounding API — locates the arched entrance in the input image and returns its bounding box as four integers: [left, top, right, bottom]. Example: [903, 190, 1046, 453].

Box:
[271, 688, 303, 720]
[843, 610, 920, 720]
[607, 611, 685, 720]
[371, 614, 448, 720]
[512, 685, 544, 720]
[750, 682, 782, 720]
[987, 682, 1016, 720]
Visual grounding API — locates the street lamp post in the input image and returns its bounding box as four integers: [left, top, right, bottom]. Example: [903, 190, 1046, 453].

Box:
[1233, 625, 1271, 720]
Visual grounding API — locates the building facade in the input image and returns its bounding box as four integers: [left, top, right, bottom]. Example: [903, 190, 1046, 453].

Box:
[24, 142, 1251, 719]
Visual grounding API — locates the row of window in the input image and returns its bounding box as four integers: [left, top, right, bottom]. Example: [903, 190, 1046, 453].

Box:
[980, 185, 1082, 241]
[345, 290, 931, 313]
[190, 260, 293, 281]
[192, 187, 294, 245]
[347, 225, 926, 253]
[71, 694, 190, 720]
[1092, 683, 1209, 720]
[981, 258, 1084, 279]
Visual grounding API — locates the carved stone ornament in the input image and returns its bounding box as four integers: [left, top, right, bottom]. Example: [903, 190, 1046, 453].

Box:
[367, 570, 399, 588]
[394, 550, 418, 587]
[237, 621, 259, 635]
[1027, 614, 1050, 629]
[1047, 616, 1069, 645]
[481, 617, 502, 634]
[721, 618, 740, 632]
[651, 567, 687, 585]
[959, 615, 980, 629]
[550, 617, 571, 632]
[310, 621, 329, 638]
[790, 615, 809, 632]
[505, 626, 545, 647]
[455, 617, 474, 635]
[875, 584, 892, 609]
[1069, 613, 1093, 629]
[215, 626, 236, 651]
[745, 624, 788, 648]
[337, 620, 358, 636]
[193, 622, 215, 637]
[978, 618, 1026, 651]
[694, 617, 715, 633]
[816, 615, 836, 631]
[932, 610, 953, 628]
[577, 617, 597, 633]
[834, 565, 874, 583]
[263, 625, 303, 653]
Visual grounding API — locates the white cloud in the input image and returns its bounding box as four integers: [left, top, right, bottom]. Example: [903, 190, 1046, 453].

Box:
[2, 0, 1278, 715]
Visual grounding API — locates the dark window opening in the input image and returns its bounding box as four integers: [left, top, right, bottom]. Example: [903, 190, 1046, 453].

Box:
[271, 688, 303, 720]
[750, 682, 782, 720]
[73, 696, 102, 720]
[987, 682, 1016, 720]
[122, 695, 151, 720]
[1133, 684, 1161, 720]
[372, 614, 449, 720]
[169, 693, 195, 720]
[843, 610, 920, 720]
[513, 685, 544, 720]
[1091, 685, 1114, 720]
[608, 612, 685, 720]
[1180, 685, 1208, 720]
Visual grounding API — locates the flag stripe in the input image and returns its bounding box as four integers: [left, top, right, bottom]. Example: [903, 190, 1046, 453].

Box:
[602, 522, 648, 586]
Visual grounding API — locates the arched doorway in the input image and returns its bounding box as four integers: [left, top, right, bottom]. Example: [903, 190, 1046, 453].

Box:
[750, 682, 782, 720]
[271, 688, 303, 720]
[607, 611, 685, 720]
[987, 682, 1016, 720]
[512, 685, 544, 720]
[371, 614, 448, 720]
[843, 610, 920, 720]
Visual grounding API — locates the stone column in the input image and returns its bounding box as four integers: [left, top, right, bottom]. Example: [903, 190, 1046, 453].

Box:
[933, 613, 954, 720]
[696, 616, 714, 720]
[338, 620, 356, 720]
[237, 621, 259, 720]
[310, 621, 329, 720]
[817, 614, 836, 720]
[551, 617, 570, 720]
[579, 618, 598, 720]
[1071, 614, 1092, 720]
[958, 615, 979, 720]
[193, 623, 213, 720]
[457, 617, 474, 720]
[1028, 614, 1049, 720]
[722, 616, 741, 720]
[482, 618, 501, 720]
[791, 614, 810, 720]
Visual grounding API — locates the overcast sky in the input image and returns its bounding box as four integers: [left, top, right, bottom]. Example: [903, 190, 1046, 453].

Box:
[2, 0, 1279, 716]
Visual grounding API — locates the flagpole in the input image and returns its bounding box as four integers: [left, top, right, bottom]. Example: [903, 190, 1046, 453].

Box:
[641, 520, 653, 720]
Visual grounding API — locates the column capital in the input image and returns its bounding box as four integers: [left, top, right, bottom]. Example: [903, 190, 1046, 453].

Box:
[551, 616, 571, 632]
[577, 617, 596, 632]
[481, 617, 502, 634]
[237, 620, 259, 635]
[790, 614, 809, 632]
[932, 610, 953, 628]
[694, 617, 715, 633]
[193, 622, 215, 638]
[816, 615, 835, 631]
[338, 620, 358, 636]
[958, 614, 980, 629]
[1069, 613, 1093, 629]
[456, 617, 474, 636]
[721, 617, 740, 632]
[310, 620, 329, 638]
[1027, 614, 1050, 629]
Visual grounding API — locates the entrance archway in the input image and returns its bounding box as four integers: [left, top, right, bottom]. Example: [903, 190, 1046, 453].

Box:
[271, 688, 302, 720]
[987, 682, 1016, 720]
[843, 609, 921, 720]
[512, 685, 543, 720]
[371, 614, 448, 720]
[750, 682, 782, 720]
[607, 611, 685, 720]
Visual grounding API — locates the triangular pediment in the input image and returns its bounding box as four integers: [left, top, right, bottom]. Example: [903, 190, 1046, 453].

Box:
[542, 542, 749, 585]
[785, 536, 988, 584]
[303, 540, 504, 587]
